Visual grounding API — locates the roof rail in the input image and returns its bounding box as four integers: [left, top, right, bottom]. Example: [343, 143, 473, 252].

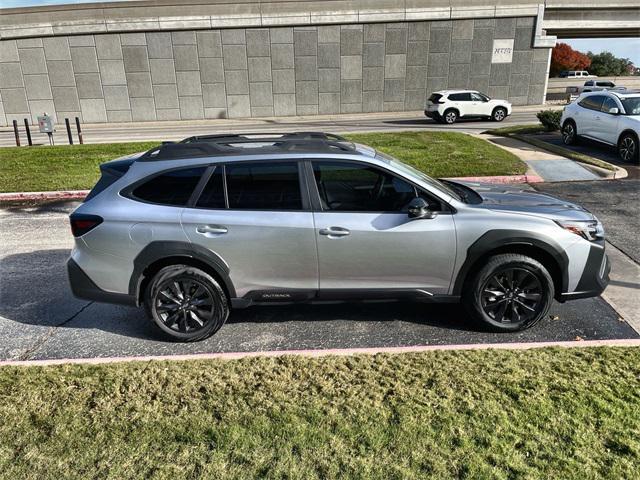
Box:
[136, 134, 357, 161]
[180, 131, 348, 143]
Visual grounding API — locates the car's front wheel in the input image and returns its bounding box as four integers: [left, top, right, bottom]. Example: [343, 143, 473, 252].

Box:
[561, 120, 578, 145]
[145, 265, 229, 342]
[463, 254, 554, 332]
[618, 132, 639, 163]
[492, 107, 507, 122]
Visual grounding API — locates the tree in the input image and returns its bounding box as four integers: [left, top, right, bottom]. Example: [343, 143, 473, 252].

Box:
[550, 42, 591, 77]
[587, 51, 634, 77]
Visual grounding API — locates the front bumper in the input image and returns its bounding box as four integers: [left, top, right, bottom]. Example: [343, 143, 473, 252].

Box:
[67, 257, 137, 306]
[558, 246, 610, 301]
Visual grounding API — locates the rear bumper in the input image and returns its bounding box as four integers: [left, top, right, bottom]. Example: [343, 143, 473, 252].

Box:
[424, 110, 440, 119]
[558, 246, 610, 302]
[67, 258, 137, 306]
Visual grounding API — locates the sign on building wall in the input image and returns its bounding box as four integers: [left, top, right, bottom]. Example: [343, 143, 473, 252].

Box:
[491, 39, 514, 64]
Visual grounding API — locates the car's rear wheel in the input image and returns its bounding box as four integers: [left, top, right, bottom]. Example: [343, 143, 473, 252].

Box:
[561, 120, 578, 145]
[618, 133, 639, 163]
[463, 254, 554, 332]
[492, 107, 507, 122]
[145, 265, 229, 342]
[443, 109, 458, 124]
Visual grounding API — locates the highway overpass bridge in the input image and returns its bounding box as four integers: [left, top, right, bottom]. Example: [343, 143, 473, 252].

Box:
[0, 1, 638, 125]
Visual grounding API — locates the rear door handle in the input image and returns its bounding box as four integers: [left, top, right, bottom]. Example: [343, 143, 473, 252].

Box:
[319, 226, 350, 238]
[196, 225, 228, 235]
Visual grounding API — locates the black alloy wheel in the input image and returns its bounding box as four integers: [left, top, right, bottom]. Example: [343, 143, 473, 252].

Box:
[481, 268, 543, 325]
[464, 254, 554, 332]
[146, 265, 229, 341]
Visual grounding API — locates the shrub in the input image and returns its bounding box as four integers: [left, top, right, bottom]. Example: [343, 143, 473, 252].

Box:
[537, 110, 563, 132]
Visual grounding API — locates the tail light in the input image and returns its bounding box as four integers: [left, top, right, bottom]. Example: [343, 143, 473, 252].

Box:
[70, 214, 103, 237]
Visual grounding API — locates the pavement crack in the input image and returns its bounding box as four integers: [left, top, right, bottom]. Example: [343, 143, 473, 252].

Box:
[17, 302, 94, 361]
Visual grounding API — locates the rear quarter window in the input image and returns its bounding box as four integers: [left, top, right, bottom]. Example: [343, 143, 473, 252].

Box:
[130, 167, 206, 206]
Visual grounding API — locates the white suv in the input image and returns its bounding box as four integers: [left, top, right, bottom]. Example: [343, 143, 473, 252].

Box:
[425, 90, 512, 124]
[561, 90, 640, 163]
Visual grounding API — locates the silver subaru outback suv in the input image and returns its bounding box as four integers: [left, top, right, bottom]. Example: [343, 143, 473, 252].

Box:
[68, 132, 609, 341]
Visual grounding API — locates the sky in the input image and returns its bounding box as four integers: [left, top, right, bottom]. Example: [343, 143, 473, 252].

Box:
[564, 38, 640, 66]
[3, 1, 640, 66]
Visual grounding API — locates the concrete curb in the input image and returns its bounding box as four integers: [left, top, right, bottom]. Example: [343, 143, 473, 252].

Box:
[2, 339, 639, 367]
[451, 174, 543, 184]
[0, 190, 88, 202]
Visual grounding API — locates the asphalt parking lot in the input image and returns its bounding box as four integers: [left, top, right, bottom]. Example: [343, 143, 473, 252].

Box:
[535, 179, 639, 263]
[1, 199, 637, 362]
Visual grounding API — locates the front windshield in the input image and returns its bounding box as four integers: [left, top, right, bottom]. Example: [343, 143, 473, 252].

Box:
[621, 97, 640, 115]
[375, 151, 462, 201]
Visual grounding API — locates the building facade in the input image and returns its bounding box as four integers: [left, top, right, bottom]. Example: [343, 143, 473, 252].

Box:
[0, 2, 554, 125]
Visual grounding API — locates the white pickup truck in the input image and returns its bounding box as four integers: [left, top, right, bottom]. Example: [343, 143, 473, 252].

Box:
[566, 80, 625, 95]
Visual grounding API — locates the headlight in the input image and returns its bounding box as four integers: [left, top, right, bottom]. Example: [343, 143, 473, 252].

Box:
[555, 220, 603, 241]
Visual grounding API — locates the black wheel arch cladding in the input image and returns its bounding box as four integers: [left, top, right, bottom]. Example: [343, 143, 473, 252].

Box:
[129, 241, 237, 303]
[452, 229, 569, 297]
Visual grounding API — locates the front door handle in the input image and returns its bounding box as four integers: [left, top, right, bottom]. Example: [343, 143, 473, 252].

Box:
[319, 226, 350, 238]
[196, 225, 228, 235]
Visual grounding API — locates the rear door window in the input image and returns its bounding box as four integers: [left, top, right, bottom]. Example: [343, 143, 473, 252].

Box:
[131, 167, 206, 206]
[579, 95, 605, 111]
[448, 93, 471, 101]
[225, 162, 302, 210]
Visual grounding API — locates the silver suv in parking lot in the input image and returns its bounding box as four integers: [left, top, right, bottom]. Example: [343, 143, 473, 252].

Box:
[68, 133, 610, 341]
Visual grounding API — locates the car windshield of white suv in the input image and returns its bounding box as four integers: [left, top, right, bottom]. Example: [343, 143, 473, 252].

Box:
[375, 151, 463, 201]
[621, 97, 640, 115]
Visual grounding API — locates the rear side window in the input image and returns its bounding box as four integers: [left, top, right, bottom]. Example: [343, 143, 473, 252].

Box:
[225, 162, 302, 210]
[132, 167, 206, 206]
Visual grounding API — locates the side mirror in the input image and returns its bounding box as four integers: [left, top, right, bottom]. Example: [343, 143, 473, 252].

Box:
[408, 197, 437, 219]
[608, 107, 619, 115]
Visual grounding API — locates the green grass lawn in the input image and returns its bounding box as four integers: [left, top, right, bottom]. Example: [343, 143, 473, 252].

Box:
[347, 131, 526, 178]
[1, 347, 638, 479]
[0, 142, 159, 193]
[0, 132, 525, 193]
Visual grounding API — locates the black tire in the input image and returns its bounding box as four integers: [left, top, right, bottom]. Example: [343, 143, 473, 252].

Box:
[463, 254, 554, 332]
[145, 265, 229, 342]
[492, 107, 507, 122]
[561, 120, 578, 145]
[618, 132, 639, 163]
[443, 109, 458, 124]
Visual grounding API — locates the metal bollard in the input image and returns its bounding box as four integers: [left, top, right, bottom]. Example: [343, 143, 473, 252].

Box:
[65, 118, 74, 145]
[75, 116, 83, 144]
[24, 118, 32, 146]
[12, 120, 20, 146]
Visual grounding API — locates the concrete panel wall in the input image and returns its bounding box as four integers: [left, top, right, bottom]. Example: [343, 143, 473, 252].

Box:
[0, 18, 549, 125]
